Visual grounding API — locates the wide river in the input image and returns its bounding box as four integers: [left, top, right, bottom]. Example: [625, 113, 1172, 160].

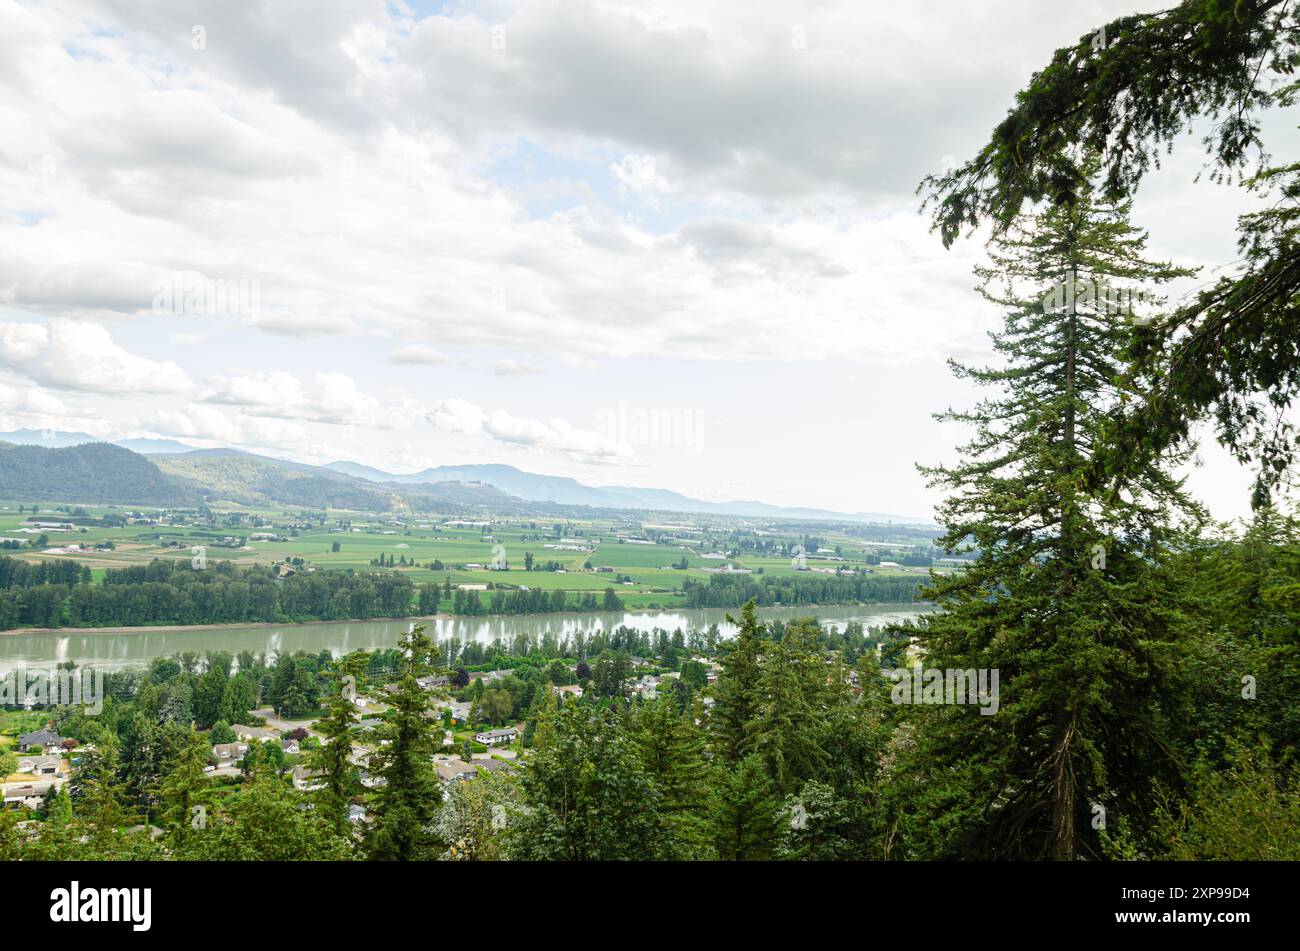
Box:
[0, 603, 931, 674]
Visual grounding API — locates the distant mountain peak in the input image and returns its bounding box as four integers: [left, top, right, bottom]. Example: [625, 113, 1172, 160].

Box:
[0, 430, 931, 523]
[322, 459, 929, 524]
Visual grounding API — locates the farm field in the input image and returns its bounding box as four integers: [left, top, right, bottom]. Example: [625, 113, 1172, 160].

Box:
[0, 498, 942, 616]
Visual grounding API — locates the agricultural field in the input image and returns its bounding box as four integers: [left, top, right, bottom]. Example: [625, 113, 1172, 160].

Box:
[0, 498, 943, 614]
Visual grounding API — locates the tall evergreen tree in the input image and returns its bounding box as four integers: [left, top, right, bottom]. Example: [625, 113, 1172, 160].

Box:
[310, 650, 370, 836]
[513, 702, 663, 860]
[922, 0, 1300, 505]
[159, 726, 212, 850]
[632, 697, 713, 858]
[710, 753, 779, 861]
[78, 738, 135, 856]
[901, 169, 1203, 859]
[365, 626, 441, 860]
[711, 599, 764, 762]
[745, 619, 831, 794]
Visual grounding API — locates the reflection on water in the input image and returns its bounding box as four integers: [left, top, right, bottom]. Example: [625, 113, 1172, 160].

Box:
[0, 603, 932, 673]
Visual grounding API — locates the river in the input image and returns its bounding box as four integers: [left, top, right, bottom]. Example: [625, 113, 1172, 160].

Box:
[0, 603, 932, 673]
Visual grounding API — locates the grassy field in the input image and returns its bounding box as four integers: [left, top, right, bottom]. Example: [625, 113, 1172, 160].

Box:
[0, 498, 940, 612]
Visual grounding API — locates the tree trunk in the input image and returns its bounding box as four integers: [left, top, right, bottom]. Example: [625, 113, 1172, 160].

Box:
[1049, 707, 1077, 860]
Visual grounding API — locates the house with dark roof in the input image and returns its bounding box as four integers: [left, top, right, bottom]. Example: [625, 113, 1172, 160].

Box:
[17, 729, 62, 753]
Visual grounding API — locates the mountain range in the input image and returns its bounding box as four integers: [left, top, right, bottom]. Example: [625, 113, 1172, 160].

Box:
[0, 430, 931, 523]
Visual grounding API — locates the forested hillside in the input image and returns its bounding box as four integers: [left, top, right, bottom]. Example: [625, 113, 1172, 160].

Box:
[0, 441, 533, 513]
[155, 454, 397, 510]
[0, 442, 187, 505]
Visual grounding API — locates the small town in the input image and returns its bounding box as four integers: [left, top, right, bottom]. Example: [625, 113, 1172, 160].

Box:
[2, 631, 740, 855]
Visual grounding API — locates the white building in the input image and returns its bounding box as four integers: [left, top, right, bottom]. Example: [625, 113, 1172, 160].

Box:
[474, 727, 518, 747]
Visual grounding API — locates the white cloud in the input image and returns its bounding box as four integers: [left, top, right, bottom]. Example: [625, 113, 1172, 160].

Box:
[241, 312, 362, 338]
[200, 368, 630, 463]
[612, 154, 672, 207]
[426, 398, 487, 436]
[147, 405, 309, 447]
[0, 0, 1127, 365]
[426, 397, 635, 463]
[484, 409, 636, 463]
[201, 370, 427, 431]
[390, 344, 453, 365]
[491, 358, 541, 376]
[0, 319, 192, 395]
[0, 381, 70, 416]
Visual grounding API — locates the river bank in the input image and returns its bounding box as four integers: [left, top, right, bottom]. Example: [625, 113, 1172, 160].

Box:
[0, 600, 930, 638]
[0, 603, 934, 674]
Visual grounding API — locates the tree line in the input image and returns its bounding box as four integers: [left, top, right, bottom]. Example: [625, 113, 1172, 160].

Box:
[681, 572, 923, 608]
[0, 558, 414, 629]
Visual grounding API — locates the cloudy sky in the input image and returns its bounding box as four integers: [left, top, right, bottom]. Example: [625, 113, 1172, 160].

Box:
[0, 0, 1290, 520]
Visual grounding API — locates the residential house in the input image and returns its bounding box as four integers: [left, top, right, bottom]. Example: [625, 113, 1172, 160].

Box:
[16, 755, 65, 778]
[629, 675, 659, 700]
[17, 729, 62, 753]
[435, 759, 479, 782]
[292, 765, 326, 792]
[212, 742, 249, 763]
[446, 701, 472, 724]
[281, 738, 301, 755]
[2, 781, 54, 811]
[474, 727, 518, 747]
[231, 724, 278, 743]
